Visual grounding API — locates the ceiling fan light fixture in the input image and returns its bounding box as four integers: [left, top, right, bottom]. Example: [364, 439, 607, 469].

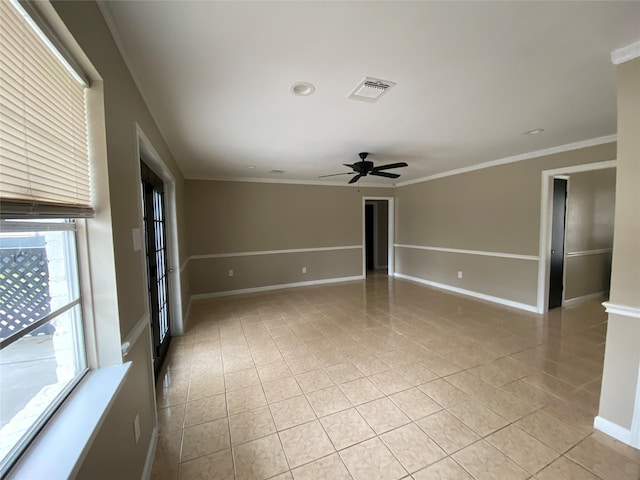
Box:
[290, 81, 315, 96]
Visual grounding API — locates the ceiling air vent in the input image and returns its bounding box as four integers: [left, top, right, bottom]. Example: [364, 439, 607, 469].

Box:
[347, 77, 396, 103]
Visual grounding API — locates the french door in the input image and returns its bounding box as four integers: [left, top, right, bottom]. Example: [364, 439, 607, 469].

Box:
[141, 161, 171, 377]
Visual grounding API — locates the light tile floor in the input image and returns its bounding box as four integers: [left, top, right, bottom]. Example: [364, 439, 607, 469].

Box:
[150, 274, 640, 480]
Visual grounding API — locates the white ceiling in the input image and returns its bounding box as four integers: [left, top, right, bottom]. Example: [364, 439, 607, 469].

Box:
[100, 1, 640, 185]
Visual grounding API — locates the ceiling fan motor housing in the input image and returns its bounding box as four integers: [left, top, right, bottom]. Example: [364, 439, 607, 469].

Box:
[354, 161, 374, 174]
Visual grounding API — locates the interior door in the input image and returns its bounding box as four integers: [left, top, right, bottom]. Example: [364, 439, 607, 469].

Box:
[141, 161, 171, 377]
[549, 178, 568, 309]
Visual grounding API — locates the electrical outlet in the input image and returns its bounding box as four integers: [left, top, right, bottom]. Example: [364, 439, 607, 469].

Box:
[302, 267, 307, 274]
[133, 413, 141, 444]
[228, 269, 234, 277]
[458, 271, 463, 279]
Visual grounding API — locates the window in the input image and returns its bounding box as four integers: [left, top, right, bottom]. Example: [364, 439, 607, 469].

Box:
[0, 0, 92, 475]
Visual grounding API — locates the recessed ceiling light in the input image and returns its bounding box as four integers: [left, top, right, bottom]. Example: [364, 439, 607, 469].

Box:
[523, 128, 544, 135]
[269, 169, 286, 175]
[245, 165, 256, 169]
[290, 82, 315, 96]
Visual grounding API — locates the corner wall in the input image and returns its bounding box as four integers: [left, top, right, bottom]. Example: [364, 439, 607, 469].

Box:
[597, 55, 640, 446]
[394, 142, 616, 310]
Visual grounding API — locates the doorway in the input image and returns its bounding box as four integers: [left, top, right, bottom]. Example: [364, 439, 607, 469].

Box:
[363, 197, 393, 277]
[537, 160, 617, 313]
[549, 178, 567, 309]
[141, 161, 172, 377]
[365, 204, 375, 271]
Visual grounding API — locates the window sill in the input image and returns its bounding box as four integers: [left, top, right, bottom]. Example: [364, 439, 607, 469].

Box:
[6, 363, 131, 480]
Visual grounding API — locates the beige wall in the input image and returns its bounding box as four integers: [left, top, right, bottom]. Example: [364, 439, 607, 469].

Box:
[185, 181, 390, 295]
[609, 59, 640, 308]
[74, 331, 156, 480]
[51, 1, 188, 478]
[395, 142, 616, 308]
[598, 57, 640, 433]
[564, 168, 616, 301]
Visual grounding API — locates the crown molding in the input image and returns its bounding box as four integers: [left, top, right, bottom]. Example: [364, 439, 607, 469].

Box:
[182, 175, 395, 188]
[611, 40, 640, 65]
[395, 134, 617, 187]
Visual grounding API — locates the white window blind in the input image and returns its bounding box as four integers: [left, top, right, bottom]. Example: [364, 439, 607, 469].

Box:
[0, 0, 92, 217]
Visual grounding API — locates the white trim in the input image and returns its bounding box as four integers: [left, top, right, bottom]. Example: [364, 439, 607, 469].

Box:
[388, 198, 395, 275]
[395, 244, 538, 261]
[566, 249, 613, 257]
[537, 160, 617, 178]
[611, 41, 640, 65]
[536, 160, 617, 313]
[632, 365, 640, 449]
[563, 291, 608, 306]
[183, 175, 395, 188]
[188, 245, 362, 262]
[136, 124, 185, 335]
[594, 416, 632, 445]
[120, 313, 150, 357]
[141, 427, 158, 480]
[602, 302, 640, 319]
[561, 177, 571, 305]
[191, 275, 364, 300]
[393, 273, 538, 313]
[396, 135, 616, 187]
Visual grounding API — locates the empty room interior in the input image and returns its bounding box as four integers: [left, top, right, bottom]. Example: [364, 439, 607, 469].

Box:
[1, 1, 639, 479]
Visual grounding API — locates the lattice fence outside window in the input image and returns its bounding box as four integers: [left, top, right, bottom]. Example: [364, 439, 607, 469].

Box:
[0, 237, 52, 340]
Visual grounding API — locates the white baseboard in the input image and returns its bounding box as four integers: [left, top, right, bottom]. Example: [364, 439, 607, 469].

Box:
[563, 291, 608, 306]
[142, 426, 158, 480]
[594, 416, 633, 445]
[191, 275, 365, 301]
[393, 272, 538, 313]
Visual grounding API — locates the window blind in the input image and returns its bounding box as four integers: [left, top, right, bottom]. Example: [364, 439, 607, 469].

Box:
[0, 0, 92, 218]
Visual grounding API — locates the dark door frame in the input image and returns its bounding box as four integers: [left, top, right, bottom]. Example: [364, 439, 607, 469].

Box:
[548, 178, 568, 309]
[141, 161, 172, 377]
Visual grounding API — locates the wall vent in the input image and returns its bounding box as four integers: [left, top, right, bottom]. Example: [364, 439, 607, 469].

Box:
[347, 77, 396, 102]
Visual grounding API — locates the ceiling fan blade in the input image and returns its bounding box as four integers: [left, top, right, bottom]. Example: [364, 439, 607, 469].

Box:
[372, 162, 408, 171]
[349, 174, 364, 184]
[318, 172, 356, 178]
[370, 171, 400, 179]
[343, 163, 355, 169]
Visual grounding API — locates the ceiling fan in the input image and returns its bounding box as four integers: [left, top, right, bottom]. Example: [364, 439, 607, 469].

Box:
[319, 152, 408, 184]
